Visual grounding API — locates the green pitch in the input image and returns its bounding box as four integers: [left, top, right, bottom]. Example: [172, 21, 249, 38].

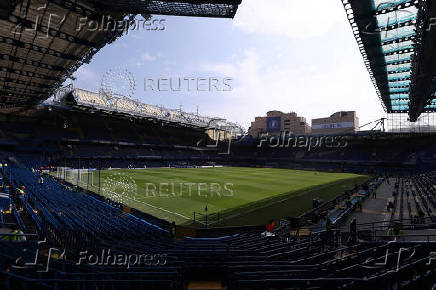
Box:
[86, 167, 368, 226]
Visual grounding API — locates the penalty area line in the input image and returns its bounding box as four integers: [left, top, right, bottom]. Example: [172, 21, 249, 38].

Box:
[85, 183, 191, 221]
[132, 197, 191, 220]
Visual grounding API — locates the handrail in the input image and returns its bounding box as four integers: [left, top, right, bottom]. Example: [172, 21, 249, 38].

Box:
[354, 217, 435, 227]
[371, 233, 436, 238]
[0, 233, 38, 237]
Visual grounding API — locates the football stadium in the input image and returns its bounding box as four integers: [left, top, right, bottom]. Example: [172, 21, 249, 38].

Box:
[0, 0, 436, 289]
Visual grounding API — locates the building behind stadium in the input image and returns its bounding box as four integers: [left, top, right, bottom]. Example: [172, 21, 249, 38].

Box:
[248, 110, 359, 137]
[311, 111, 359, 135]
[248, 111, 311, 138]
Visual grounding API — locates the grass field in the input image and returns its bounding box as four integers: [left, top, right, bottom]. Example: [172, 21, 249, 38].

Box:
[76, 167, 369, 226]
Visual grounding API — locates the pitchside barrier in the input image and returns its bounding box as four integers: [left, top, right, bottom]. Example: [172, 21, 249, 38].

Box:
[191, 180, 354, 228]
[193, 211, 222, 228]
[193, 176, 380, 229]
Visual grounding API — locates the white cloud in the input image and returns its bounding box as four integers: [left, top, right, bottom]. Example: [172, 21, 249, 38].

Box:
[130, 51, 162, 67]
[233, 0, 345, 39]
[140, 52, 156, 61]
[72, 65, 100, 91]
[191, 0, 386, 130]
[74, 65, 97, 80]
[199, 47, 384, 130]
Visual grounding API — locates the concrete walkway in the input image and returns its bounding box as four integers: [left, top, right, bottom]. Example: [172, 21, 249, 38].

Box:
[341, 178, 393, 230]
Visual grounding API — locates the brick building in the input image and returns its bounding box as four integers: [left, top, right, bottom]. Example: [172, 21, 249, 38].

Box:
[311, 111, 359, 134]
[248, 111, 311, 138]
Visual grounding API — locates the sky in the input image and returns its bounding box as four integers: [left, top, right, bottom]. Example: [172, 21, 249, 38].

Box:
[70, 0, 386, 130]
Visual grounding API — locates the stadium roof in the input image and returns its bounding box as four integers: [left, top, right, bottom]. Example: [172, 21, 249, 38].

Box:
[0, 0, 241, 110]
[342, 0, 436, 121]
[47, 85, 245, 133]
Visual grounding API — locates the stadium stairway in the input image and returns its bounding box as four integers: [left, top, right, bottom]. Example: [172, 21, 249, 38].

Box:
[341, 177, 391, 228]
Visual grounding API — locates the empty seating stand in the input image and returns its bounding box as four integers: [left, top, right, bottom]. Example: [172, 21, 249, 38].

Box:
[1, 166, 435, 290]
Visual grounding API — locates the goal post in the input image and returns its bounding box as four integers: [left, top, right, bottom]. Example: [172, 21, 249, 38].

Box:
[56, 167, 94, 188]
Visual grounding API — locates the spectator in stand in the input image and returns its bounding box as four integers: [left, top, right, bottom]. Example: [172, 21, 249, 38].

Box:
[17, 226, 26, 241]
[326, 218, 332, 231]
[417, 209, 425, 223]
[387, 201, 394, 212]
[389, 222, 403, 241]
[1, 225, 25, 241]
[2, 258, 12, 273]
[357, 200, 362, 212]
[169, 221, 176, 241]
[321, 218, 334, 250]
[413, 214, 419, 224]
[15, 186, 25, 210]
[38, 176, 44, 185]
[266, 219, 275, 233]
[16, 186, 25, 196]
[346, 198, 352, 208]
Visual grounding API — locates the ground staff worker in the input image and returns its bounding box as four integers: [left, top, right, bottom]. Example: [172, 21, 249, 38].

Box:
[1, 225, 25, 241]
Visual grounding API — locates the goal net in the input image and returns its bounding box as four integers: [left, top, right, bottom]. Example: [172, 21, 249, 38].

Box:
[56, 167, 94, 187]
